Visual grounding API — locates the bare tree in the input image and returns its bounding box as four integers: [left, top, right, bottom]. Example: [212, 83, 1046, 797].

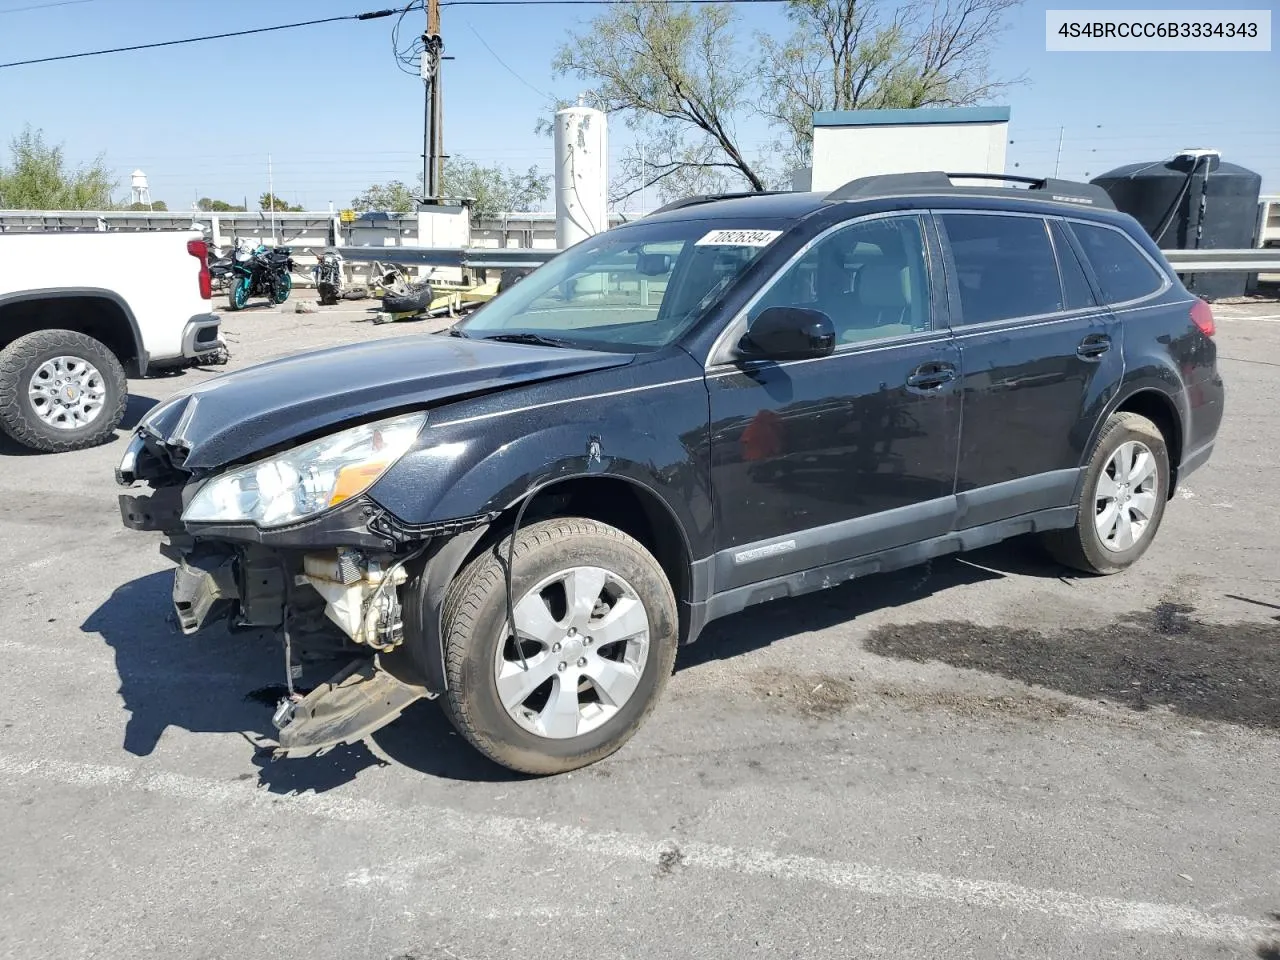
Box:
[550, 0, 1024, 205]
[761, 0, 1025, 165]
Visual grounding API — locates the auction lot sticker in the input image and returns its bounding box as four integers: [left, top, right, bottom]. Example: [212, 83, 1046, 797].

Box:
[696, 229, 783, 247]
[1046, 9, 1271, 51]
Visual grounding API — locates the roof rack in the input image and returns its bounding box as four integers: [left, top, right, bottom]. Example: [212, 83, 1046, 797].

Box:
[646, 191, 791, 217]
[824, 171, 1116, 210]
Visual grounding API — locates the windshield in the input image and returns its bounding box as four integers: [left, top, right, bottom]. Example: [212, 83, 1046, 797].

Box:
[457, 219, 787, 350]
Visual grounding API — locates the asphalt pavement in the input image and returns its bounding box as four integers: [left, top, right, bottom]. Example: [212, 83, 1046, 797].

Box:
[1, 294, 1277, 960]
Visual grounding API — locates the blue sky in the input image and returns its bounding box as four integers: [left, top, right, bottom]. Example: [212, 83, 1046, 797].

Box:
[0, 0, 1276, 212]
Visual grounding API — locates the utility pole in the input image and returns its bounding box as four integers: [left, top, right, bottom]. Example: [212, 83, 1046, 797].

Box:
[1053, 126, 1064, 179]
[421, 0, 445, 200]
[268, 153, 276, 243]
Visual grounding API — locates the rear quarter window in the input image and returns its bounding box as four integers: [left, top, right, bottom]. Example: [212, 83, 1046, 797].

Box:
[1069, 222, 1167, 305]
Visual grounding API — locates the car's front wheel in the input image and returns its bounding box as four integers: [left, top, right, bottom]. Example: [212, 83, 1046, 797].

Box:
[439, 517, 678, 775]
[1042, 411, 1170, 575]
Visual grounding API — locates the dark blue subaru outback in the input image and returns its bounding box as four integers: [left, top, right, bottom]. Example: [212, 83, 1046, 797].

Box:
[116, 172, 1224, 775]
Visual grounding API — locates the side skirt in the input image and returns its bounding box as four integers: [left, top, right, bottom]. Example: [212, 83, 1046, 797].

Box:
[689, 505, 1078, 635]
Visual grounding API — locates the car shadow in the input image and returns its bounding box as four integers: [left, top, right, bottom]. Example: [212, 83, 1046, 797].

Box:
[90, 538, 1157, 790]
[83, 570, 526, 792]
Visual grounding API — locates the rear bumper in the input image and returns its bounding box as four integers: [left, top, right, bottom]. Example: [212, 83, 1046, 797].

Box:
[181, 313, 224, 358]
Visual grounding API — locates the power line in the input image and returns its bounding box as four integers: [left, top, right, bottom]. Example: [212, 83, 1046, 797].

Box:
[464, 19, 552, 100]
[0, 6, 401, 69]
[0, 0, 93, 12]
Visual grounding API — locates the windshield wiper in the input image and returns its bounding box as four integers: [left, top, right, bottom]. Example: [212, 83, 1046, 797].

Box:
[479, 332, 574, 348]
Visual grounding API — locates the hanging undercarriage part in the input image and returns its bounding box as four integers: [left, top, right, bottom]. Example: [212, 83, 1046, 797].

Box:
[271, 547, 434, 754]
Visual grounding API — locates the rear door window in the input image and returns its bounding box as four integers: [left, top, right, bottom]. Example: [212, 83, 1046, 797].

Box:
[1068, 222, 1167, 304]
[938, 214, 1063, 324]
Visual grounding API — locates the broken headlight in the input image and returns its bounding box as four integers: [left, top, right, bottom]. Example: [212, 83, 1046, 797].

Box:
[182, 412, 427, 528]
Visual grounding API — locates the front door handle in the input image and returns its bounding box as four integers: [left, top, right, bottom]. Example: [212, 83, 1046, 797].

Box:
[1077, 334, 1112, 360]
[906, 362, 957, 390]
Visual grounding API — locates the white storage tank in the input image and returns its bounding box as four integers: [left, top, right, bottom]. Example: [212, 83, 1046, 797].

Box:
[554, 106, 608, 250]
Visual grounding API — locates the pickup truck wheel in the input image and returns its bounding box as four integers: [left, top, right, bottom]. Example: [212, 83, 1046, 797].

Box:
[0, 329, 127, 452]
[1041, 412, 1170, 575]
[439, 517, 678, 775]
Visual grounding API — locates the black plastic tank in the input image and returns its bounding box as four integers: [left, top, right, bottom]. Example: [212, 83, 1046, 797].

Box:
[1092, 152, 1262, 299]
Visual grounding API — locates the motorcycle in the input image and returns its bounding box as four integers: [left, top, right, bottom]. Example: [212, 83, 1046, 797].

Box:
[227, 243, 295, 311]
[205, 237, 244, 294]
[312, 250, 344, 306]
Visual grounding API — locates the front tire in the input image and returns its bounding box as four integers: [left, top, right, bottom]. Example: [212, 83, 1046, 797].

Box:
[438, 517, 678, 775]
[0, 329, 127, 452]
[1042, 411, 1170, 575]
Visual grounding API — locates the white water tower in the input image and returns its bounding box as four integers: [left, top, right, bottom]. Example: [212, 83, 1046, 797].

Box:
[553, 105, 608, 249]
[130, 169, 151, 207]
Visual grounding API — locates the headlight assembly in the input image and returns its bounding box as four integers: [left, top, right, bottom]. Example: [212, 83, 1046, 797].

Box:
[182, 412, 427, 528]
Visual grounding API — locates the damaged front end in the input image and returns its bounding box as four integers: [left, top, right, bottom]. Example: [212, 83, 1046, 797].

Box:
[115, 412, 489, 757]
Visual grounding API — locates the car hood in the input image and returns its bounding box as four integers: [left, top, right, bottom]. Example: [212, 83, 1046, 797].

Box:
[138, 333, 635, 470]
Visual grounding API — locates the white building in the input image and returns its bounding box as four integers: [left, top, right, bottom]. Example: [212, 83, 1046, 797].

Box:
[803, 106, 1010, 192]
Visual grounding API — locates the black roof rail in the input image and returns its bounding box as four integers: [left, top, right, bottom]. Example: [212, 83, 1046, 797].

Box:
[824, 171, 1116, 210]
[646, 190, 790, 217]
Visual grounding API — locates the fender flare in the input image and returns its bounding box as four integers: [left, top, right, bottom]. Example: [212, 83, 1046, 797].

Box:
[0, 287, 148, 374]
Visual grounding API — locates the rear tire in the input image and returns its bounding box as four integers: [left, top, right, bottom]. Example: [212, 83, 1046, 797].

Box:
[0, 329, 127, 453]
[437, 517, 678, 775]
[1041, 411, 1170, 575]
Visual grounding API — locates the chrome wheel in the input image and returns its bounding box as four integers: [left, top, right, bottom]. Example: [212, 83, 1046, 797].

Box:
[27, 355, 107, 430]
[494, 565, 651, 740]
[1094, 439, 1160, 552]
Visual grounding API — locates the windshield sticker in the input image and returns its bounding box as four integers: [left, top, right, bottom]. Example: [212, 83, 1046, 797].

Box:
[695, 229, 782, 247]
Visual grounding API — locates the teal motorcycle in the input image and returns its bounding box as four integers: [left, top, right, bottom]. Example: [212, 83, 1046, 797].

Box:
[227, 244, 295, 311]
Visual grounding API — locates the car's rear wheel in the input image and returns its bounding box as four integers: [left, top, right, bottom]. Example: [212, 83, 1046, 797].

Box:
[0, 329, 127, 452]
[439, 517, 678, 775]
[1042, 411, 1170, 575]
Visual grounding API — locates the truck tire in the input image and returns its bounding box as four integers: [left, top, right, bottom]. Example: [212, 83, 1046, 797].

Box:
[1040, 411, 1171, 575]
[438, 517, 679, 775]
[0, 329, 128, 453]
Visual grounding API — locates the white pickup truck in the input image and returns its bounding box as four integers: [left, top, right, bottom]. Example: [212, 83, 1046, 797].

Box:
[0, 229, 224, 452]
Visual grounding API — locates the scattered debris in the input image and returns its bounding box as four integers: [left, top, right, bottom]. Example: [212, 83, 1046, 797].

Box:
[657, 843, 686, 875]
[294, 299, 319, 314]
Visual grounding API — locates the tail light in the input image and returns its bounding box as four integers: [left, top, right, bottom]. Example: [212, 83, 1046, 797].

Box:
[187, 238, 212, 300]
[1190, 298, 1215, 337]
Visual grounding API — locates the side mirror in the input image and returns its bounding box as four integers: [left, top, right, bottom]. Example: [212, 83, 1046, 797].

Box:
[740, 306, 836, 361]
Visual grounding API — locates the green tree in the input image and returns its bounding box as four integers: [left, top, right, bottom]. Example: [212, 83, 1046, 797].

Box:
[441, 157, 551, 222]
[0, 125, 117, 210]
[551, 1, 768, 204]
[350, 180, 416, 214]
[197, 197, 247, 212]
[352, 157, 551, 222]
[258, 192, 303, 212]
[125, 200, 168, 211]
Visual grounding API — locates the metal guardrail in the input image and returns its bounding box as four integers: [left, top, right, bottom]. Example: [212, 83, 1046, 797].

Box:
[1163, 248, 1280, 273]
[336, 246, 559, 270]
[341, 244, 1280, 275]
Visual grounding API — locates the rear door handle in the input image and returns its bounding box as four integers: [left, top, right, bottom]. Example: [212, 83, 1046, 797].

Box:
[1077, 334, 1112, 360]
[906, 362, 957, 390]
